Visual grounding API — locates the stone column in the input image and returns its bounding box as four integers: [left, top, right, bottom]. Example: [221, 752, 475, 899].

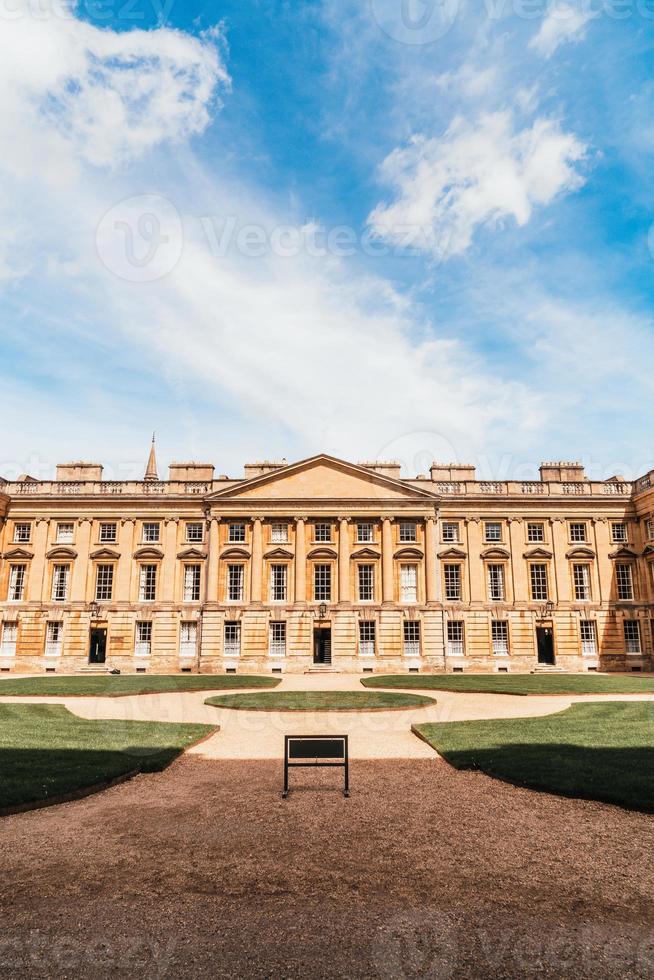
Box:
[250, 516, 263, 605]
[338, 516, 350, 606]
[382, 517, 394, 606]
[294, 516, 307, 606]
[425, 515, 438, 604]
[161, 517, 179, 601]
[71, 517, 93, 602]
[29, 517, 50, 602]
[206, 516, 220, 603]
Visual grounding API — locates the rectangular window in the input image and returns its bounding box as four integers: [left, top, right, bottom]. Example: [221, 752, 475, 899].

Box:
[357, 564, 374, 602]
[484, 522, 502, 543]
[527, 522, 545, 543]
[56, 522, 74, 543]
[447, 621, 464, 657]
[487, 564, 505, 601]
[270, 523, 288, 543]
[624, 620, 641, 655]
[135, 621, 152, 657]
[229, 522, 246, 543]
[269, 621, 286, 657]
[400, 564, 418, 602]
[8, 565, 26, 601]
[530, 564, 548, 601]
[611, 522, 628, 543]
[444, 564, 461, 601]
[179, 621, 197, 658]
[647, 519, 654, 541]
[572, 564, 591, 601]
[313, 522, 332, 543]
[99, 522, 117, 543]
[183, 564, 201, 602]
[269, 564, 287, 603]
[491, 621, 509, 656]
[356, 522, 374, 544]
[139, 564, 157, 601]
[142, 522, 160, 543]
[185, 522, 204, 543]
[45, 621, 63, 657]
[441, 522, 460, 543]
[51, 564, 70, 602]
[13, 522, 31, 543]
[1, 621, 18, 657]
[399, 522, 417, 543]
[227, 564, 244, 602]
[359, 620, 376, 657]
[314, 564, 332, 602]
[616, 563, 634, 600]
[224, 621, 241, 658]
[569, 522, 588, 543]
[403, 620, 420, 657]
[95, 564, 114, 601]
[580, 620, 597, 657]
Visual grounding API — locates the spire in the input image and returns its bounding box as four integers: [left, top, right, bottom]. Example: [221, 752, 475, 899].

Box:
[144, 433, 158, 482]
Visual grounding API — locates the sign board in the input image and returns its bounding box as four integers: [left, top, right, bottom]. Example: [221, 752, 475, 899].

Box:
[283, 735, 349, 798]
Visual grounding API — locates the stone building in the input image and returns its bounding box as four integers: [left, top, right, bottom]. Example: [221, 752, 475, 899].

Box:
[1, 446, 653, 675]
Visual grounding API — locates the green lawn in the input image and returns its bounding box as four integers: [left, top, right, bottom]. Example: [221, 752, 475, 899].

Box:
[205, 690, 436, 711]
[0, 704, 216, 811]
[0, 674, 280, 697]
[414, 702, 654, 811]
[361, 673, 654, 696]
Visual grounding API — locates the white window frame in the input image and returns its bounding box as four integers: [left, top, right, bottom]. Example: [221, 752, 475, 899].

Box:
[269, 621, 286, 658]
[139, 564, 157, 602]
[359, 620, 376, 658]
[228, 522, 246, 543]
[51, 564, 70, 602]
[185, 522, 204, 544]
[441, 522, 460, 543]
[179, 621, 197, 658]
[45, 621, 63, 657]
[400, 564, 418, 603]
[399, 522, 417, 543]
[356, 522, 374, 544]
[135, 621, 152, 657]
[611, 521, 628, 544]
[314, 563, 332, 602]
[444, 564, 461, 602]
[183, 564, 201, 602]
[270, 522, 288, 543]
[99, 522, 117, 543]
[95, 563, 114, 601]
[623, 620, 641, 655]
[56, 522, 75, 544]
[569, 522, 588, 543]
[491, 620, 509, 656]
[530, 564, 548, 601]
[13, 523, 31, 544]
[447, 621, 464, 657]
[1, 621, 18, 657]
[357, 564, 375, 602]
[269, 564, 288, 603]
[8, 565, 26, 602]
[487, 564, 505, 602]
[616, 563, 634, 601]
[646, 519, 654, 541]
[313, 522, 332, 543]
[580, 620, 597, 657]
[403, 620, 421, 658]
[224, 621, 241, 658]
[527, 522, 545, 543]
[484, 522, 502, 543]
[572, 563, 591, 601]
[227, 564, 244, 602]
[142, 522, 161, 543]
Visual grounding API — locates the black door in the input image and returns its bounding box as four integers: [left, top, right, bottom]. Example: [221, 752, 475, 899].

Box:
[313, 628, 332, 665]
[89, 628, 107, 664]
[536, 626, 555, 665]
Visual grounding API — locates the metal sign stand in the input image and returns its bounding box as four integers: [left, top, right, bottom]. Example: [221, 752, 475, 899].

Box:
[282, 735, 349, 798]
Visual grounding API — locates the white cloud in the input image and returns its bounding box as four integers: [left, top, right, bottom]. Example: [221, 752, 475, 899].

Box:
[529, 3, 593, 58]
[367, 110, 586, 258]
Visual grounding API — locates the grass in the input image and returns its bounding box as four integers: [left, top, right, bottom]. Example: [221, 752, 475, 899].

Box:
[205, 690, 436, 711]
[413, 702, 654, 811]
[360, 673, 654, 696]
[0, 674, 281, 697]
[0, 703, 216, 811]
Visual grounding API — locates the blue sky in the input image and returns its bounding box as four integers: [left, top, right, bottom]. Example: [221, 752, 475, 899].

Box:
[0, 0, 653, 480]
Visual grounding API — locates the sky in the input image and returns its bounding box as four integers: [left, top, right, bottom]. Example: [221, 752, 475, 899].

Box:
[1, 0, 653, 481]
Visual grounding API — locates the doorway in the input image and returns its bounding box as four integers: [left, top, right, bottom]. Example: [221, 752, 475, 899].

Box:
[536, 625, 555, 665]
[89, 627, 107, 664]
[313, 627, 332, 665]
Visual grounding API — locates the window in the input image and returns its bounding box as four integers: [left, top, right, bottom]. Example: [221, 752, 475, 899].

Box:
[270, 523, 288, 543]
[444, 564, 461, 601]
[269, 621, 286, 657]
[399, 522, 417, 543]
[139, 564, 157, 601]
[569, 522, 587, 543]
[99, 522, 117, 543]
[185, 522, 204, 543]
[224, 621, 241, 658]
[624, 620, 641, 655]
[51, 564, 70, 602]
[183, 564, 201, 602]
[572, 564, 591, 601]
[45, 621, 63, 657]
[484, 522, 502, 543]
[229, 522, 246, 543]
[611, 521, 628, 543]
[357, 565, 374, 602]
[269, 564, 287, 603]
[403, 620, 420, 657]
[356, 522, 374, 544]
[447, 621, 464, 657]
[527, 522, 545, 543]
[8, 565, 26, 601]
[314, 564, 332, 602]
[179, 622, 197, 658]
[359, 621, 376, 657]
[56, 522, 74, 543]
[95, 564, 114, 601]
[441, 522, 460, 543]
[647, 520, 654, 541]
[616, 563, 634, 600]
[227, 565, 244, 602]
[313, 522, 332, 543]
[530, 564, 548, 601]
[142, 522, 160, 543]
[135, 621, 152, 657]
[13, 523, 31, 543]
[492, 621, 509, 656]
[1, 622, 17, 657]
[400, 564, 418, 602]
[487, 564, 505, 601]
[580, 620, 597, 657]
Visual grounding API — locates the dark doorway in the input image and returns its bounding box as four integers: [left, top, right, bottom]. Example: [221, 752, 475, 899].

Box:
[313, 627, 332, 665]
[536, 626, 555, 665]
[89, 627, 107, 664]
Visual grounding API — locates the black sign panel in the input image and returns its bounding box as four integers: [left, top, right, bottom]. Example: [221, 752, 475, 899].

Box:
[283, 735, 349, 798]
[288, 737, 345, 760]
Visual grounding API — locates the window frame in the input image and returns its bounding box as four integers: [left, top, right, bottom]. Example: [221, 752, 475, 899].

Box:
[357, 564, 375, 603]
[94, 563, 115, 601]
[623, 620, 641, 655]
[491, 620, 509, 656]
[270, 522, 289, 544]
[56, 522, 75, 544]
[403, 620, 421, 658]
[486, 563, 506, 602]
[313, 522, 332, 543]
[268, 621, 287, 658]
[611, 521, 628, 544]
[138, 563, 158, 602]
[45, 621, 63, 657]
[526, 522, 545, 543]
[141, 522, 161, 544]
[8, 564, 26, 602]
[398, 521, 417, 543]
[183, 564, 202, 602]
[484, 521, 502, 543]
[179, 621, 198, 658]
[227, 564, 245, 603]
[269, 564, 288, 603]
[447, 620, 464, 657]
[616, 563, 634, 601]
[13, 522, 31, 544]
[441, 521, 460, 543]
[228, 522, 246, 544]
[568, 521, 588, 543]
[400, 563, 418, 603]
[529, 563, 549, 602]
[580, 620, 598, 657]
[358, 620, 376, 657]
[224, 621, 241, 658]
[99, 522, 118, 544]
[313, 563, 332, 602]
[356, 522, 374, 544]
[185, 522, 204, 544]
[51, 563, 70, 602]
[443, 563, 462, 602]
[135, 621, 153, 657]
[0, 621, 18, 657]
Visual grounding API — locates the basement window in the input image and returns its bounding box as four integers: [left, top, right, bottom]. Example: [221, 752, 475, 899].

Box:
[497, 667, 508, 673]
[225, 668, 237, 674]
[180, 667, 192, 673]
[631, 666, 642, 672]
[272, 667, 282, 673]
[409, 668, 420, 674]
[136, 667, 147, 673]
[45, 668, 56, 673]
[452, 667, 464, 673]
[587, 666, 597, 672]
[362, 668, 373, 673]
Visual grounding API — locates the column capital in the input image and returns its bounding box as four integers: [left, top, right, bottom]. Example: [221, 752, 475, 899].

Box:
[425, 514, 437, 525]
[78, 516, 93, 525]
[249, 515, 263, 525]
[164, 516, 180, 525]
[507, 516, 523, 525]
[336, 515, 350, 524]
[35, 516, 50, 525]
[120, 517, 136, 526]
[295, 515, 309, 524]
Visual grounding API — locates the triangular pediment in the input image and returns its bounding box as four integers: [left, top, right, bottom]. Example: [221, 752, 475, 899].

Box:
[609, 547, 637, 560]
[205, 455, 436, 502]
[523, 547, 553, 559]
[3, 547, 33, 560]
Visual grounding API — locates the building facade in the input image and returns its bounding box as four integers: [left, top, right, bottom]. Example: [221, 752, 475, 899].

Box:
[1, 451, 654, 675]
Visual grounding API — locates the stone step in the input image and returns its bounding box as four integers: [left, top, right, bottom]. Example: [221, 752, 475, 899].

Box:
[533, 665, 566, 673]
